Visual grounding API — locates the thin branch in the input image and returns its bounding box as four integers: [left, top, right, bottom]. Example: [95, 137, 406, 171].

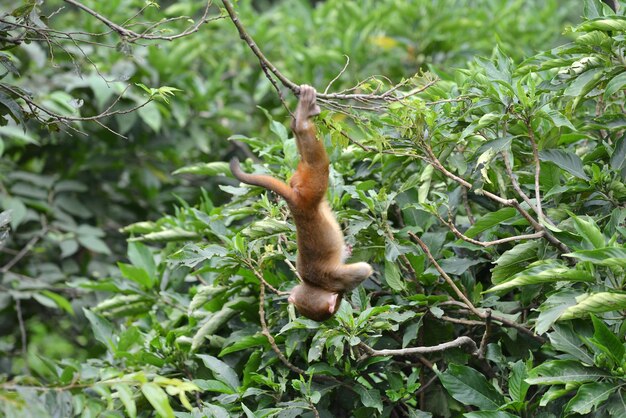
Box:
[1, 226, 48, 273]
[408, 231, 483, 318]
[359, 336, 478, 357]
[62, 0, 220, 42]
[436, 210, 545, 247]
[15, 297, 28, 373]
[324, 55, 350, 95]
[478, 309, 491, 359]
[524, 119, 545, 224]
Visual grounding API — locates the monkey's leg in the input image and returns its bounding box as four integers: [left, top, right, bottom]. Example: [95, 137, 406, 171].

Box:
[333, 262, 373, 290]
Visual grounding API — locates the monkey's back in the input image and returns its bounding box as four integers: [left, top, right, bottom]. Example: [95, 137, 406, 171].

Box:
[292, 199, 346, 291]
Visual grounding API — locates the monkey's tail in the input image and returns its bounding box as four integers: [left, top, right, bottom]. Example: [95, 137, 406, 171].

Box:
[230, 158, 295, 204]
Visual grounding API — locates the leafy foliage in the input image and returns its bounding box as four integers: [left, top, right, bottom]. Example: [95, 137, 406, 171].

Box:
[2, 0, 626, 417]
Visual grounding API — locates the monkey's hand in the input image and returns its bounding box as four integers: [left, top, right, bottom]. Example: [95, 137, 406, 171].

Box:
[297, 84, 321, 119]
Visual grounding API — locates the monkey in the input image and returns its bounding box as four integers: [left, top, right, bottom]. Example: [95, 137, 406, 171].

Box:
[230, 85, 373, 321]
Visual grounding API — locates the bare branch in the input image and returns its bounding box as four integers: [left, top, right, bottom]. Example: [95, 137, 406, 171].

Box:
[359, 336, 478, 357]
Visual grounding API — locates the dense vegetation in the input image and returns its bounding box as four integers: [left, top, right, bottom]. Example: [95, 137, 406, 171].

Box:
[1, 0, 625, 417]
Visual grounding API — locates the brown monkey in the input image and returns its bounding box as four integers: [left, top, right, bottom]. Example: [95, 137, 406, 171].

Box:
[230, 85, 373, 321]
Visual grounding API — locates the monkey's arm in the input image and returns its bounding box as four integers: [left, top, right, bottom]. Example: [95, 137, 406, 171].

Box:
[292, 85, 328, 167]
[230, 158, 296, 204]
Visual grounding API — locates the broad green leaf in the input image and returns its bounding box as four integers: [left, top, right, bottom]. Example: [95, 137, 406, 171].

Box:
[463, 208, 517, 238]
[576, 16, 626, 32]
[565, 382, 615, 415]
[560, 292, 626, 320]
[127, 242, 156, 280]
[526, 360, 609, 385]
[604, 71, 626, 100]
[192, 379, 236, 394]
[118, 263, 153, 288]
[141, 383, 174, 418]
[438, 364, 504, 410]
[610, 133, 626, 171]
[491, 241, 539, 284]
[548, 323, 594, 365]
[83, 309, 116, 352]
[242, 219, 292, 239]
[60, 239, 79, 258]
[173, 161, 231, 176]
[138, 101, 162, 132]
[572, 216, 605, 249]
[508, 360, 530, 403]
[590, 315, 625, 364]
[539, 149, 589, 180]
[128, 228, 200, 242]
[535, 289, 580, 334]
[564, 247, 626, 267]
[219, 334, 267, 356]
[197, 354, 241, 390]
[112, 384, 136, 418]
[77, 235, 111, 255]
[40, 290, 74, 316]
[486, 262, 593, 293]
[384, 260, 405, 291]
[354, 386, 383, 413]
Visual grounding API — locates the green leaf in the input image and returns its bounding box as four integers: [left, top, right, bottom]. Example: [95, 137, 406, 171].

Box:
[560, 292, 626, 320]
[463, 208, 517, 238]
[604, 71, 626, 100]
[536, 289, 580, 334]
[610, 133, 626, 171]
[576, 16, 626, 32]
[384, 260, 405, 291]
[141, 383, 174, 418]
[354, 386, 383, 413]
[60, 239, 79, 258]
[112, 384, 137, 418]
[173, 162, 231, 176]
[192, 379, 236, 394]
[491, 241, 539, 284]
[77, 235, 111, 255]
[486, 262, 594, 293]
[219, 334, 267, 356]
[438, 364, 504, 410]
[526, 360, 609, 385]
[548, 323, 594, 365]
[138, 101, 162, 132]
[590, 315, 625, 364]
[565, 382, 615, 415]
[564, 247, 626, 267]
[118, 263, 153, 288]
[83, 308, 116, 352]
[508, 360, 530, 403]
[40, 290, 74, 315]
[572, 216, 605, 249]
[197, 354, 241, 390]
[539, 149, 589, 180]
[127, 242, 156, 281]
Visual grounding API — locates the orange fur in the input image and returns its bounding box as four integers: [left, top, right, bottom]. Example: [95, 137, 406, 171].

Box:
[230, 85, 372, 321]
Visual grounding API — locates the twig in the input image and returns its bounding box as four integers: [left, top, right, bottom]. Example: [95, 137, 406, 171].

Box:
[258, 282, 307, 375]
[1, 226, 48, 273]
[62, 0, 219, 42]
[359, 336, 478, 357]
[524, 119, 545, 224]
[324, 55, 350, 95]
[478, 309, 491, 359]
[436, 210, 545, 247]
[408, 232, 483, 318]
[15, 297, 28, 373]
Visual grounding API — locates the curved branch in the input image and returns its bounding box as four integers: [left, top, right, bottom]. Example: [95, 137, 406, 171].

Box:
[359, 336, 478, 357]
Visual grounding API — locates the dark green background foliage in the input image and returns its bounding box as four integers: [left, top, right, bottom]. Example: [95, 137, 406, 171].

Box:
[1, 0, 625, 417]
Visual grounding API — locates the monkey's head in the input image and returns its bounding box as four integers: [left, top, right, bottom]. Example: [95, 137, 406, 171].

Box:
[288, 283, 341, 321]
